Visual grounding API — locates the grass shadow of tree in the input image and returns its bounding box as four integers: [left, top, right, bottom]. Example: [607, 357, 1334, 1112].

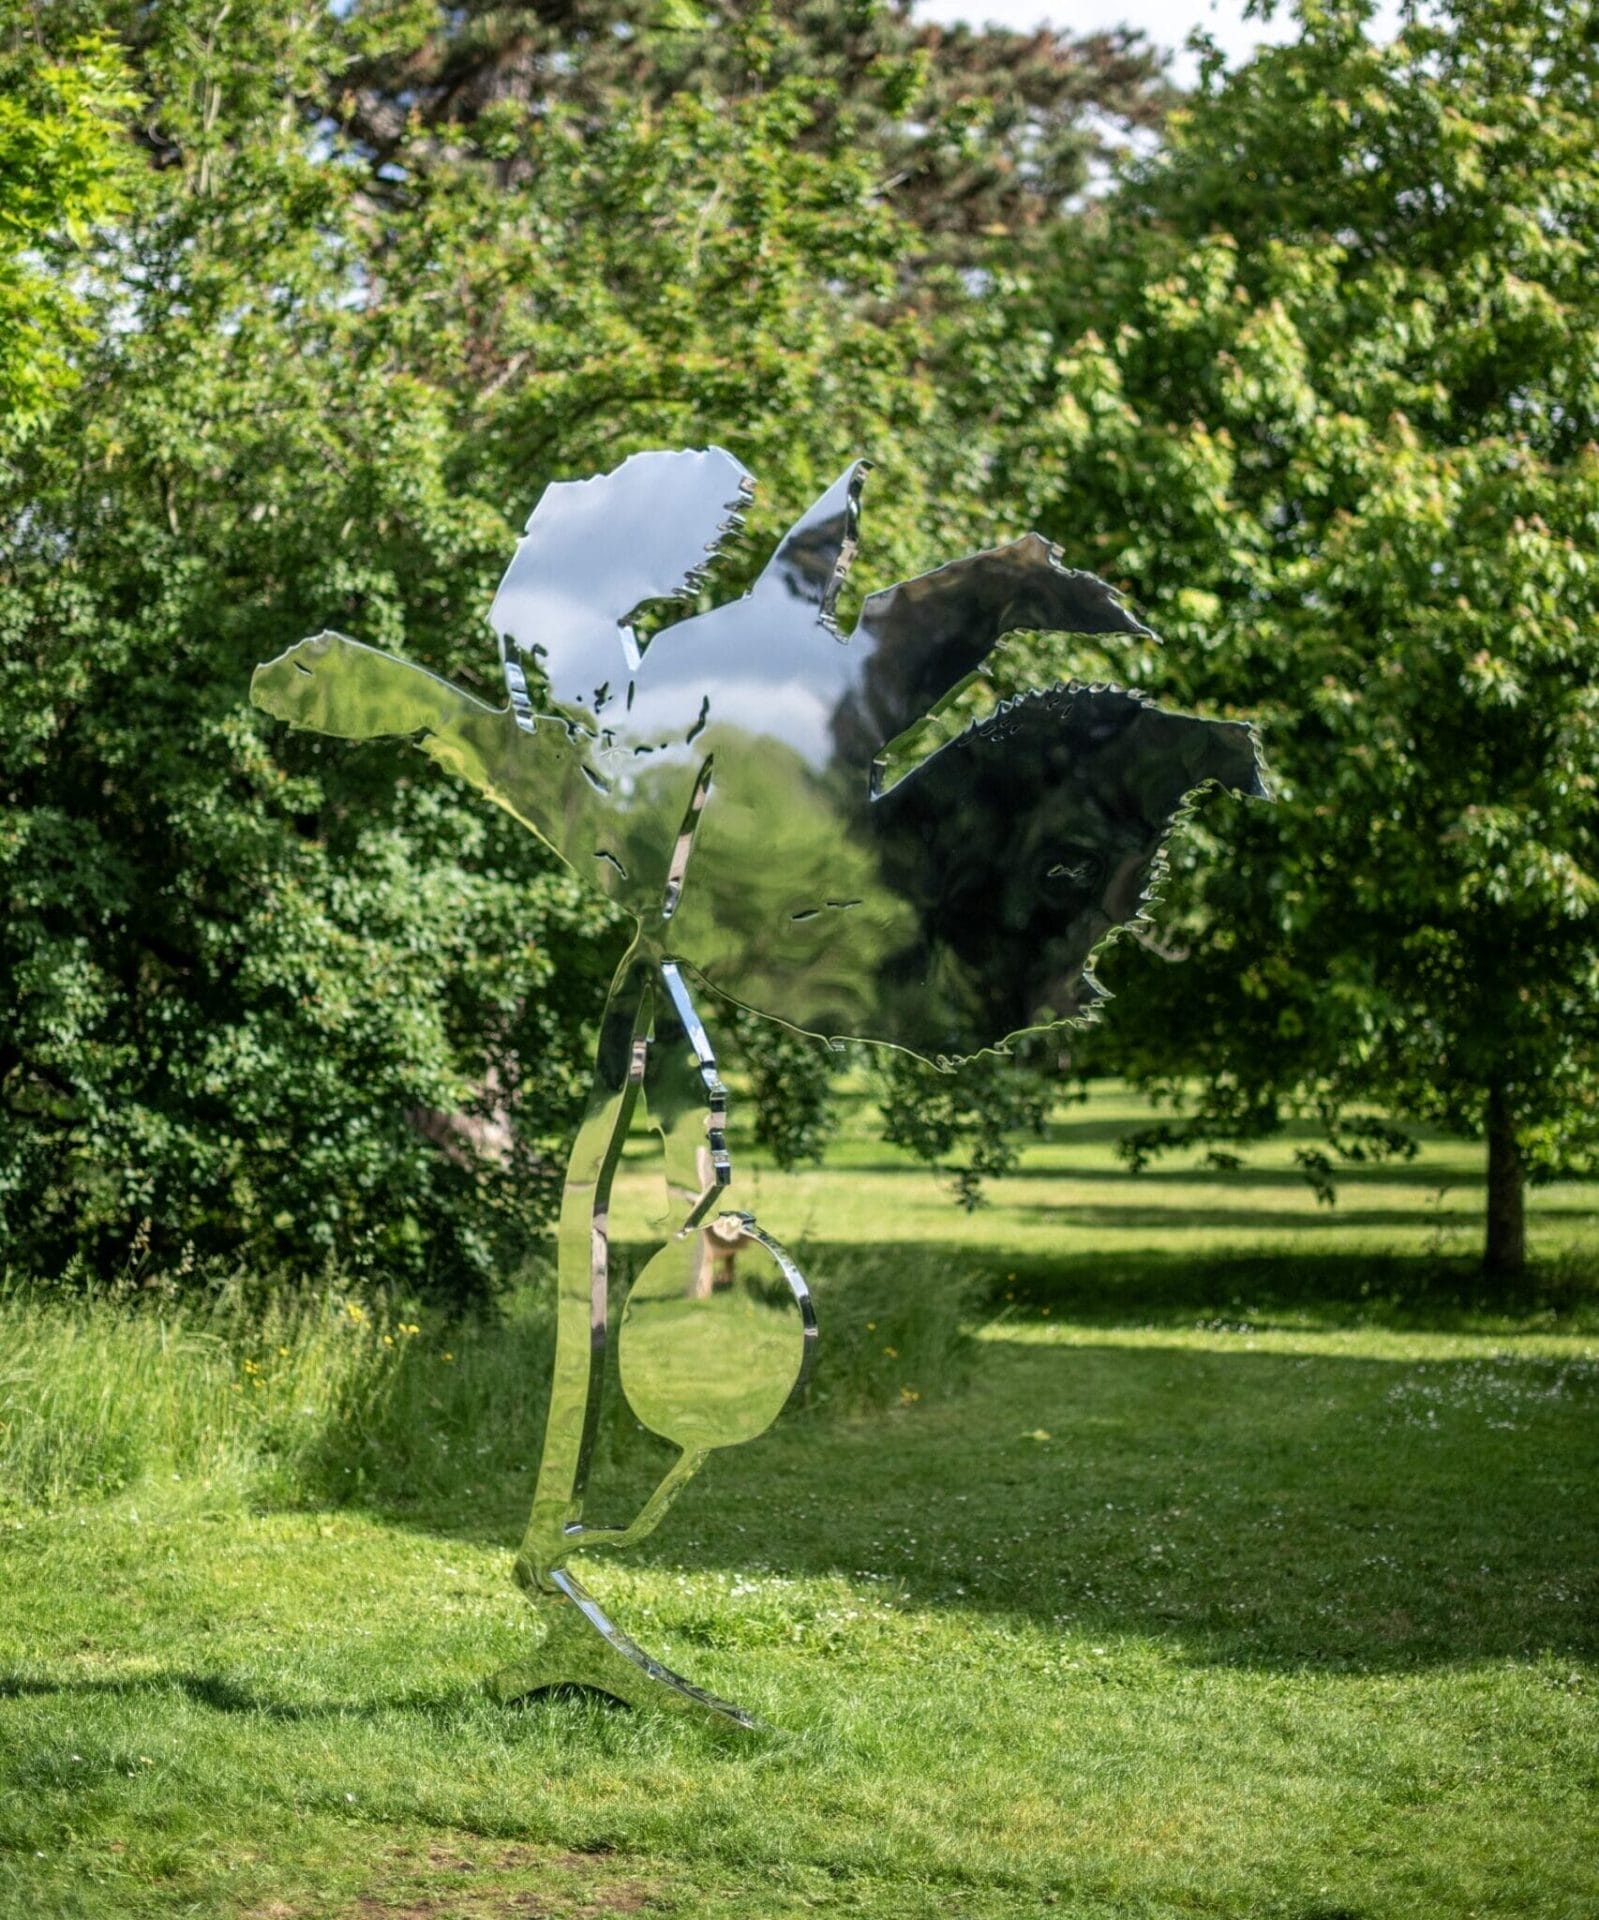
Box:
[637, 1331, 1599, 1675]
[293, 1244, 1597, 1679]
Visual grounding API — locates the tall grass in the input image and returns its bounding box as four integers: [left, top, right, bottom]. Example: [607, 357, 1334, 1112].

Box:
[0, 1250, 981, 1519]
[0, 1281, 493, 1512]
[790, 1245, 980, 1415]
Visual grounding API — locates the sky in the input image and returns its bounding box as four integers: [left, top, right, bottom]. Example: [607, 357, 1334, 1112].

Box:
[914, 0, 1406, 84]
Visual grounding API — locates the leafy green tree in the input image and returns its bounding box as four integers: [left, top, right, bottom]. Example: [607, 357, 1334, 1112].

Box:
[0, 17, 132, 441]
[874, 1047, 1057, 1212]
[327, 0, 1166, 1211]
[326, 0, 1169, 268]
[968, 0, 1599, 1275]
[0, 0, 958, 1295]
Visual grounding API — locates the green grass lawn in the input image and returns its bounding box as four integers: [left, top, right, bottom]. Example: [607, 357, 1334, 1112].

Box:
[2, 1085, 1595, 1918]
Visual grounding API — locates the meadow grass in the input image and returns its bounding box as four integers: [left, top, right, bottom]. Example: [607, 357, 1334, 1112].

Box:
[0, 1084, 1595, 1918]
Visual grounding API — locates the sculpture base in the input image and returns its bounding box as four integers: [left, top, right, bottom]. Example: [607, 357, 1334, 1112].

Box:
[490, 1567, 762, 1731]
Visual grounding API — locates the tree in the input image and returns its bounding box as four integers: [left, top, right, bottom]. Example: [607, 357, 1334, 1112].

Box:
[0, 17, 133, 441]
[324, 0, 1169, 268]
[966, 0, 1599, 1275]
[0, 0, 963, 1295]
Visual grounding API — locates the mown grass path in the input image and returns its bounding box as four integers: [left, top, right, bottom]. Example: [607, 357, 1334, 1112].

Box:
[2, 1087, 1595, 1917]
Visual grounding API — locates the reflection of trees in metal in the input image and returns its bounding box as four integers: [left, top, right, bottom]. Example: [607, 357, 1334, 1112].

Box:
[865, 684, 1266, 1056]
[252, 447, 1265, 1727]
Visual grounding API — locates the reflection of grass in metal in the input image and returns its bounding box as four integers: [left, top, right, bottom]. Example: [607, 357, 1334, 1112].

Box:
[618, 1275, 807, 1451]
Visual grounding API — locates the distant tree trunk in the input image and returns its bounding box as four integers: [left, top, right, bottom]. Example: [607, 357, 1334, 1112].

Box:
[1485, 1085, 1526, 1279]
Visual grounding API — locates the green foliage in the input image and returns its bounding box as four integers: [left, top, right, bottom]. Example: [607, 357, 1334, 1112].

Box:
[0, 1280, 496, 1512]
[727, 1006, 839, 1171]
[0, 1, 1179, 1287]
[327, 0, 1170, 268]
[0, 1242, 975, 1519]
[874, 1048, 1059, 1210]
[0, 0, 1012, 1297]
[965, 0, 1599, 1268]
[0, 18, 133, 441]
[16, 0, 1592, 1290]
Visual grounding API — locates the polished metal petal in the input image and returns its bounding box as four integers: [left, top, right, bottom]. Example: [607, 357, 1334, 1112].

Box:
[490, 447, 753, 720]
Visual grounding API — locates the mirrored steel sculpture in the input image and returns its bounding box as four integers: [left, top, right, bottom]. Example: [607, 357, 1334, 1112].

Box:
[252, 448, 1265, 1728]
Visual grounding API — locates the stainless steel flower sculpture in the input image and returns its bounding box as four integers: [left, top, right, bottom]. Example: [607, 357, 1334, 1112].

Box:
[252, 448, 1266, 1728]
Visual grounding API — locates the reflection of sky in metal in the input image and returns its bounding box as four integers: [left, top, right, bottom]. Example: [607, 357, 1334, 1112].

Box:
[490, 449, 1151, 792]
[491, 448, 751, 700]
[616, 673, 833, 771]
[485, 448, 1266, 1058]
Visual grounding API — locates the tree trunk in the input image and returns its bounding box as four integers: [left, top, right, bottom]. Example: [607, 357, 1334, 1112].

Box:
[1484, 1085, 1526, 1279]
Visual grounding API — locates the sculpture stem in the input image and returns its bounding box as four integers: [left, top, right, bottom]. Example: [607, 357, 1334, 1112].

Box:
[517, 944, 654, 1590]
[565, 1446, 710, 1556]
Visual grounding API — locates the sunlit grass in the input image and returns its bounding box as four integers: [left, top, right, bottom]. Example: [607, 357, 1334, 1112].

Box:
[0, 1083, 1594, 1918]
[709, 1078, 1599, 1267]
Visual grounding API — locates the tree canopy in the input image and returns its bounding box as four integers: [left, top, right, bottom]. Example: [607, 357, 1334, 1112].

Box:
[323, 0, 1167, 265]
[6, 0, 1592, 1291]
[967, 0, 1599, 1272]
[0, 0, 1169, 1296]
[0, 21, 133, 441]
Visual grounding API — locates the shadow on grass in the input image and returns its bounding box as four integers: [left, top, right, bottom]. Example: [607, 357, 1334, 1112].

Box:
[964, 1246, 1599, 1330]
[826, 1156, 1487, 1189]
[1001, 1202, 1508, 1232]
[284, 1244, 1597, 1681]
[822, 1095, 1449, 1154]
[626, 1332, 1599, 1676]
[232, 1240, 1598, 1682]
[0, 1669, 498, 1725]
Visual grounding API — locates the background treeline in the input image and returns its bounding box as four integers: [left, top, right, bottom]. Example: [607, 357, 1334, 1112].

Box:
[2, 0, 1594, 1298]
